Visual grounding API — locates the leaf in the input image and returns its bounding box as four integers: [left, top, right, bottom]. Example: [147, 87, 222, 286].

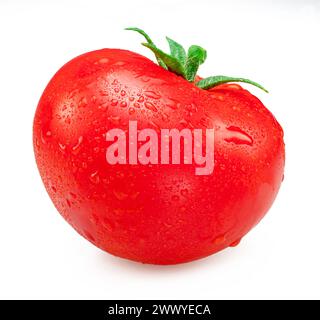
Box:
[166, 37, 187, 65]
[125, 27, 167, 69]
[196, 75, 268, 92]
[185, 45, 207, 82]
[142, 43, 186, 77]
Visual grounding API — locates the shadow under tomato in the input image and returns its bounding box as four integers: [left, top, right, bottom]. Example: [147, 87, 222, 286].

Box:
[96, 243, 246, 275]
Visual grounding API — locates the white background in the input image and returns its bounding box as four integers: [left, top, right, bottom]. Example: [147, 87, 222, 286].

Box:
[0, 0, 319, 299]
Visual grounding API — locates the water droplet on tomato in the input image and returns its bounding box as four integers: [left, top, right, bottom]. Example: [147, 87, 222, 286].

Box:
[70, 192, 77, 199]
[78, 97, 88, 107]
[111, 99, 118, 106]
[144, 101, 158, 112]
[199, 117, 208, 127]
[40, 130, 48, 144]
[71, 136, 84, 155]
[145, 91, 161, 99]
[107, 115, 121, 125]
[148, 120, 160, 130]
[179, 119, 188, 126]
[130, 191, 140, 200]
[229, 238, 241, 247]
[65, 116, 71, 124]
[35, 138, 40, 149]
[69, 89, 79, 99]
[166, 103, 177, 110]
[113, 190, 128, 200]
[138, 75, 150, 82]
[138, 96, 144, 103]
[82, 161, 88, 169]
[161, 113, 169, 121]
[133, 102, 140, 108]
[58, 143, 66, 154]
[120, 90, 126, 96]
[129, 107, 135, 115]
[89, 171, 100, 184]
[224, 126, 253, 146]
[120, 101, 127, 108]
[93, 147, 100, 153]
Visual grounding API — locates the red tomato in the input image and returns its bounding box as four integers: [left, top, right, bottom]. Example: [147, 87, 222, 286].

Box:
[33, 30, 284, 264]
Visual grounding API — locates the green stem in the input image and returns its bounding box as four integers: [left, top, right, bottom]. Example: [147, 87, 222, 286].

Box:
[196, 76, 268, 93]
[126, 27, 268, 93]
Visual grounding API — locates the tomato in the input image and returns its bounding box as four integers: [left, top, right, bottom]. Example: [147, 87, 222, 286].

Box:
[33, 28, 285, 264]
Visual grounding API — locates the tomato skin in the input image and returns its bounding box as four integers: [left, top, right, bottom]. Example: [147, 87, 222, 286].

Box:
[33, 49, 285, 264]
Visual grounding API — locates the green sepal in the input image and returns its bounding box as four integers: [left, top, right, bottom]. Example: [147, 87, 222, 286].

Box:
[196, 75, 268, 93]
[125, 27, 167, 69]
[166, 37, 187, 65]
[185, 45, 207, 82]
[142, 42, 186, 77]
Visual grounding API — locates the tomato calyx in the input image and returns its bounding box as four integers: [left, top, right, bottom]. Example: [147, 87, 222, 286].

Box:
[125, 27, 268, 93]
